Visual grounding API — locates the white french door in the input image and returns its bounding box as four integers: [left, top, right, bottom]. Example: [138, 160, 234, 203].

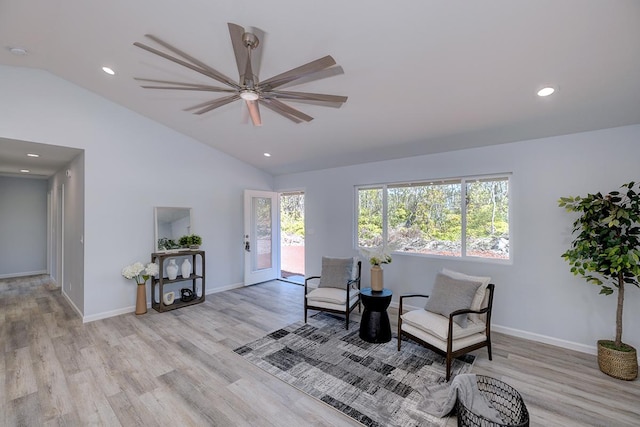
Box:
[244, 190, 278, 285]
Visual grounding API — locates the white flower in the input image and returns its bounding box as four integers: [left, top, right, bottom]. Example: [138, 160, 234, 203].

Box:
[145, 262, 159, 277]
[360, 246, 393, 266]
[122, 261, 158, 284]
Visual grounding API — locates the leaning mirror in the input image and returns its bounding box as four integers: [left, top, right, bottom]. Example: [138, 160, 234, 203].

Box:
[154, 207, 192, 252]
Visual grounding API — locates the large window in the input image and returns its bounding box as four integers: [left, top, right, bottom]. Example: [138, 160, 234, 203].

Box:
[356, 175, 510, 260]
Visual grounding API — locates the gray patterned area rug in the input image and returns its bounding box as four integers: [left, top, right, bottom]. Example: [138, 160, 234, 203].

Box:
[234, 313, 475, 427]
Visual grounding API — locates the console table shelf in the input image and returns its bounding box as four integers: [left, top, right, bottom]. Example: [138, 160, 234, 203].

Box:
[151, 250, 205, 312]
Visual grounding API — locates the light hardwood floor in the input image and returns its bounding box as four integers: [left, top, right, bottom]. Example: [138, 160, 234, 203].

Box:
[1, 275, 639, 426]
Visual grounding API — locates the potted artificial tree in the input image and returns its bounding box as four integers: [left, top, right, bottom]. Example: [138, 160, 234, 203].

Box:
[559, 181, 640, 380]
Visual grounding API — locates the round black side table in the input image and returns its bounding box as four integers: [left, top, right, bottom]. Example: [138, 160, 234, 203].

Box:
[359, 288, 393, 343]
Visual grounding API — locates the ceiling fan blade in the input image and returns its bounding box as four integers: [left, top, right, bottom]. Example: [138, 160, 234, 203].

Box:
[259, 55, 337, 90]
[135, 78, 236, 92]
[228, 23, 248, 83]
[259, 99, 303, 124]
[134, 37, 239, 90]
[268, 90, 347, 104]
[262, 98, 313, 122]
[246, 100, 262, 126]
[246, 26, 266, 77]
[276, 66, 344, 89]
[143, 34, 239, 89]
[184, 94, 240, 115]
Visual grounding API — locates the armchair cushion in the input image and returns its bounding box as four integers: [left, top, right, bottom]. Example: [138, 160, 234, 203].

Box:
[425, 273, 482, 328]
[400, 323, 487, 353]
[318, 257, 353, 289]
[307, 287, 360, 305]
[401, 309, 485, 341]
[440, 269, 491, 323]
[350, 257, 359, 281]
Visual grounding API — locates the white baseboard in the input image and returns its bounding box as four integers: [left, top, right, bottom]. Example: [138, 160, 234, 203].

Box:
[61, 289, 84, 319]
[206, 282, 244, 294]
[0, 270, 48, 279]
[83, 306, 135, 323]
[491, 324, 597, 355]
[83, 282, 246, 323]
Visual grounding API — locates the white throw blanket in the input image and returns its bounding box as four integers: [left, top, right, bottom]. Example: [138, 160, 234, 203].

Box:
[419, 374, 504, 423]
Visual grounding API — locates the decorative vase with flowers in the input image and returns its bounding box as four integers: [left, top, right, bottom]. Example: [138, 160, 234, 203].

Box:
[359, 246, 393, 292]
[122, 261, 159, 315]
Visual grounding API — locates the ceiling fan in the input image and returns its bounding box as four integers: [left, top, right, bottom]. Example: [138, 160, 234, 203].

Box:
[133, 23, 348, 126]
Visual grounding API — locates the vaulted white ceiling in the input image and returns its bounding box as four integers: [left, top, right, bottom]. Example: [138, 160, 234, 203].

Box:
[2, 0, 639, 176]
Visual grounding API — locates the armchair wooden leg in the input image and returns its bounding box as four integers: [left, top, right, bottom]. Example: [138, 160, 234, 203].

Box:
[446, 355, 452, 381]
[345, 309, 349, 330]
[487, 341, 493, 361]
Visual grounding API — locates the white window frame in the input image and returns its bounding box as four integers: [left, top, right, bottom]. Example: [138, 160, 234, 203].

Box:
[355, 173, 512, 263]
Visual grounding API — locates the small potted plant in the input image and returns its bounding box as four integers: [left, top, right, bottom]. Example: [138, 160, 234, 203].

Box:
[559, 181, 640, 380]
[179, 234, 203, 249]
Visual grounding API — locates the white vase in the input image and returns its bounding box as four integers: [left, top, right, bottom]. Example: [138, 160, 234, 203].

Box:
[181, 259, 192, 279]
[163, 291, 175, 305]
[166, 259, 178, 280]
[371, 265, 383, 292]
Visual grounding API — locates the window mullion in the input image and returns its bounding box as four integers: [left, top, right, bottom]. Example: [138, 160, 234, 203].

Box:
[461, 180, 467, 257]
[382, 184, 388, 247]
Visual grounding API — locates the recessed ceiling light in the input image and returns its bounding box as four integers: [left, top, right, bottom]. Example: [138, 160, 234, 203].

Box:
[9, 47, 28, 56]
[27, 153, 40, 158]
[102, 66, 115, 75]
[263, 153, 271, 157]
[20, 169, 30, 173]
[537, 87, 555, 97]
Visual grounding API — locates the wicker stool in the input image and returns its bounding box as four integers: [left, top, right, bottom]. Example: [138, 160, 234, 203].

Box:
[456, 375, 529, 427]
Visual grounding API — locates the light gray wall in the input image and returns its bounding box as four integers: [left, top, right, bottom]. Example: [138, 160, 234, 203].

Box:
[1, 65, 274, 320]
[274, 124, 640, 355]
[0, 176, 48, 277]
[48, 152, 85, 312]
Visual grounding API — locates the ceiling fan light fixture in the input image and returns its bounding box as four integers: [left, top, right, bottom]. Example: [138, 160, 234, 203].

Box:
[239, 89, 259, 101]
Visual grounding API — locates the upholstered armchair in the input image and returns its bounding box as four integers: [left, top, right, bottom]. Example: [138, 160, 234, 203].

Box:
[397, 269, 495, 381]
[304, 257, 362, 329]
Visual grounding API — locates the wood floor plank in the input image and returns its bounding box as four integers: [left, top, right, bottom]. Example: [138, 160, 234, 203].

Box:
[31, 332, 75, 419]
[67, 370, 121, 426]
[6, 392, 44, 426]
[6, 347, 38, 401]
[1, 274, 639, 426]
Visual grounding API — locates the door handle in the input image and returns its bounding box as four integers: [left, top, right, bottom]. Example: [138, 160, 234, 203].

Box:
[245, 241, 251, 252]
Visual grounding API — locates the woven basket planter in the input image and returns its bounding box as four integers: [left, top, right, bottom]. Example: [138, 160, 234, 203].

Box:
[597, 340, 638, 381]
[457, 375, 529, 427]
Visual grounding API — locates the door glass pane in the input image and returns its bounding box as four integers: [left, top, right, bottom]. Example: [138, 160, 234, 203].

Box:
[254, 196, 272, 270]
[280, 192, 305, 282]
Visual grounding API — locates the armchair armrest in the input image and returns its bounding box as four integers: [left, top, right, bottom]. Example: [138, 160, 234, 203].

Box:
[398, 294, 430, 315]
[304, 276, 321, 294]
[449, 306, 489, 319]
